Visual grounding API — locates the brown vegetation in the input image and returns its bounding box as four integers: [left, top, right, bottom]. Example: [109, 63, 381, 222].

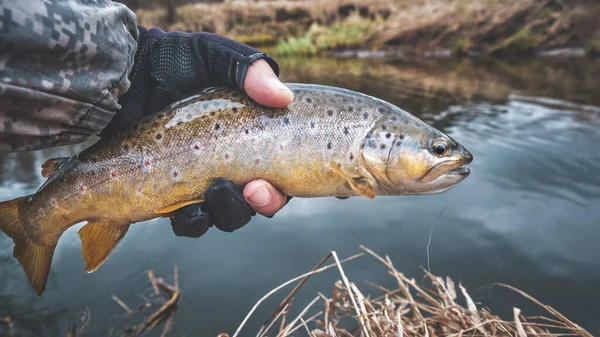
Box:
[132, 0, 600, 58]
[220, 246, 592, 337]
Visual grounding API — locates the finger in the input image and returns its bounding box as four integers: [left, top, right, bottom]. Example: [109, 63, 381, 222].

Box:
[244, 59, 294, 108]
[243, 179, 289, 217]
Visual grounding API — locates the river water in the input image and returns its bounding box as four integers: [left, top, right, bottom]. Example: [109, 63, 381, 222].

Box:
[1, 57, 599, 337]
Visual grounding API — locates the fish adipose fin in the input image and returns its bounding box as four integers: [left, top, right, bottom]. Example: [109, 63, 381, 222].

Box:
[40, 157, 71, 178]
[154, 199, 204, 214]
[78, 221, 131, 273]
[330, 161, 376, 199]
[0, 195, 59, 295]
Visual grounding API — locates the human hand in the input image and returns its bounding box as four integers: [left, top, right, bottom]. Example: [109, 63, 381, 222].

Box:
[100, 27, 293, 237]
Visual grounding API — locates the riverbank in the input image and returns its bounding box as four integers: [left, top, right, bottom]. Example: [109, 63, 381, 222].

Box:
[133, 0, 600, 58]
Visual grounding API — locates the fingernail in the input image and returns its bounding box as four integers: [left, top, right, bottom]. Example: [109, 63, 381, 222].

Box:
[247, 183, 271, 207]
[269, 76, 292, 94]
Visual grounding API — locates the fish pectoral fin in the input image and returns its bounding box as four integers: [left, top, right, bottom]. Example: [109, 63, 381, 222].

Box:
[40, 157, 71, 178]
[154, 199, 204, 214]
[330, 161, 376, 199]
[349, 178, 376, 199]
[78, 221, 131, 273]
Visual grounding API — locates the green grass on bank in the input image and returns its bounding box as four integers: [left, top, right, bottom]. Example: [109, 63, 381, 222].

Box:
[275, 12, 382, 57]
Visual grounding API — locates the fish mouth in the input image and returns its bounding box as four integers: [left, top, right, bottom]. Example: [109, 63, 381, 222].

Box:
[447, 165, 470, 176]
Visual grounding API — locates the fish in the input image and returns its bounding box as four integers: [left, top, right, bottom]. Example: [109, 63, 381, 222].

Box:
[0, 83, 473, 295]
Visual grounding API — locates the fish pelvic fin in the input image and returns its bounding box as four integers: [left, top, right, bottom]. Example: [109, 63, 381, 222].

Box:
[78, 221, 131, 273]
[154, 199, 204, 214]
[0, 195, 58, 296]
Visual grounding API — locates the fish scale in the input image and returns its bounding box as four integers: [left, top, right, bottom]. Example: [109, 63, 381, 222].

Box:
[0, 83, 473, 295]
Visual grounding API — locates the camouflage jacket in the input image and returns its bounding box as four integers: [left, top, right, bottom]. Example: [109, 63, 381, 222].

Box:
[0, 0, 139, 152]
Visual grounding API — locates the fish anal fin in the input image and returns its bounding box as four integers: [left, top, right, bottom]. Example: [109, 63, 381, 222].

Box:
[330, 161, 376, 199]
[78, 221, 131, 273]
[41, 157, 70, 178]
[0, 195, 59, 295]
[154, 199, 203, 214]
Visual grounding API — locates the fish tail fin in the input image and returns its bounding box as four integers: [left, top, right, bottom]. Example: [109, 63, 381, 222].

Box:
[0, 196, 57, 295]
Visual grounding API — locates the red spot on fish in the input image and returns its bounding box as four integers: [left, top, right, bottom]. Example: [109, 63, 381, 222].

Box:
[137, 185, 143, 193]
[255, 159, 260, 165]
[111, 170, 119, 177]
[225, 154, 230, 159]
[194, 144, 200, 150]
[52, 199, 58, 207]
[79, 185, 86, 192]
[145, 160, 151, 167]
[173, 171, 179, 178]
[39, 208, 45, 216]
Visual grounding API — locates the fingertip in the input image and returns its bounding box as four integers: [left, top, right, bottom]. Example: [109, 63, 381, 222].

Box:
[243, 179, 288, 217]
[244, 59, 294, 108]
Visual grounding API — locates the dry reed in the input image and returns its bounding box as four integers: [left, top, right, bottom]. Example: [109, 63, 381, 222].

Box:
[220, 245, 592, 337]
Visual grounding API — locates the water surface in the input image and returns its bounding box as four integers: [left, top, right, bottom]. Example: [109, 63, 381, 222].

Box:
[1, 57, 599, 336]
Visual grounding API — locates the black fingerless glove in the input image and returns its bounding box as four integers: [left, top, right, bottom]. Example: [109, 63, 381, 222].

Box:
[101, 27, 283, 238]
[100, 26, 280, 137]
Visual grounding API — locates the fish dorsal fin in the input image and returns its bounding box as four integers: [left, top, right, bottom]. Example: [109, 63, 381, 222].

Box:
[330, 161, 376, 199]
[41, 157, 71, 178]
[78, 221, 131, 273]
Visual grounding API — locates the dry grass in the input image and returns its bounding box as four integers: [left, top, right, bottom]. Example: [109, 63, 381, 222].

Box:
[220, 246, 592, 337]
[132, 0, 600, 57]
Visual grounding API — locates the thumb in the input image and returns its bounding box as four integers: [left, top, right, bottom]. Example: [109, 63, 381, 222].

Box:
[243, 59, 294, 108]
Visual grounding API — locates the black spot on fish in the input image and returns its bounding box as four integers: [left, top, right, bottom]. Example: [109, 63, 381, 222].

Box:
[306, 97, 312, 103]
[177, 120, 183, 126]
[232, 107, 238, 113]
[396, 141, 402, 147]
[283, 117, 290, 125]
[391, 116, 397, 121]
[343, 126, 349, 135]
[210, 111, 216, 116]
[244, 129, 249, 134]
[327, 110, 334, 116]
[380, 144, 386, 149]
[349, 153, 354, 160]
[378, 107, 385, 113]
[381, 125, 387, 130]
[369, 140, 377, 149]
[214, 123, 220, 130]
[327, 142, 332, 149]
[363, 112, 369, 119]
[310, 122, 315, 128]
[225, 154, 230, 159]
[157, 113, 165, 119]
[399, 134, 405, 139]
[156, 133, 163, 140]
[385, 133, 391, 138]
[348, 106, 354, 112]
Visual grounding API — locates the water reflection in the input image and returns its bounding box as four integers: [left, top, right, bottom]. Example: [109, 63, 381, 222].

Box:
[1, 57, 600, 336]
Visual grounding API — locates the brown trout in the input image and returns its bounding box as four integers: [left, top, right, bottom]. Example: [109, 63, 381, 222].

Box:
[0, 83, 472, 295]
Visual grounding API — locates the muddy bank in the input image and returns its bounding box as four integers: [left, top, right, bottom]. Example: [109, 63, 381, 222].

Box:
[132, 0, 600, 58]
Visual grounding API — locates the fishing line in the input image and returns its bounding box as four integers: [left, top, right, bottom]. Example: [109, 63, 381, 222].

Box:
[426, 195, 452, 273]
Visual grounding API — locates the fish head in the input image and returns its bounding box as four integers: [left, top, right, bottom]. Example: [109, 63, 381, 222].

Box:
[361, 109, 473, 195]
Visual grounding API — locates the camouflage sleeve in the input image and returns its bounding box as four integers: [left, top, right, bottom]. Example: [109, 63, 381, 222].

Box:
[0, 0, 139, 152]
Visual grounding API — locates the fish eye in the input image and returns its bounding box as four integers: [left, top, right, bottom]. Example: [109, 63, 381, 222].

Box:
[433, 140, 449, 157]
